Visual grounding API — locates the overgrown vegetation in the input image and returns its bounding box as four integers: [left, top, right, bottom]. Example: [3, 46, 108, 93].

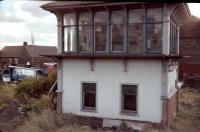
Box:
[16, 109, 94, 132]
[16, 70, 56, 98]
[0, 84, 16, 109]
[170, 87, 200, 131]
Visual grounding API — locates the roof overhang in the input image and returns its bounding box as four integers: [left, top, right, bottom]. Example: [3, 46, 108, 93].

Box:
[41, 54, 183, 61]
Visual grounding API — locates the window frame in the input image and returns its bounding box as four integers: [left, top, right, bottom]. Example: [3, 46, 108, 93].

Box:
[61, 6, 166, 55]
[127, 8, 145, 54]
[94, 11, 109, 53]
[63, 12, 77, 53]
[170, 17, 178, 54]
[110, 10, 127, 53]
[81, 81, 97, 112]
[78, 12, 94, 53]
[145, 7, 163, 54]
[120, 83, 138, 115]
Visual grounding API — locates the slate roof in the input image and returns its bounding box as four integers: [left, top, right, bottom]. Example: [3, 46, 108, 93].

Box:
[0, 45, 57, 58]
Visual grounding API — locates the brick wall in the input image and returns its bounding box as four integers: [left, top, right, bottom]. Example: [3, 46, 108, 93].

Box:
[179, 16, 200, 77]
[167, 92, 177, 125]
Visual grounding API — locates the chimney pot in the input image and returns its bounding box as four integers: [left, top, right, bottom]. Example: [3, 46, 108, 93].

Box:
[23, 41, 27, 46]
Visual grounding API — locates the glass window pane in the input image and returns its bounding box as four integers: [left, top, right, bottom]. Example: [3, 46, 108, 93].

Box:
[95, 25, 107, 51]
[124, 95, 137, 111]
[111, 10, 125, 24]
[147, 24, 162, 53]
[82, 83, 96, 109]
[94, 11, 108, 52]
[94, 11, 108, 24]
[64, 13, 75, 26]
[64, 27, 76, 52]
[84, 92, 96, 108]
[128, 24, 143, 53]
[112, 24, 124, 51]
[122, 85, 137, 94]
[79, 26, 92, 52]
[79, 12, 92, 25]
[129, 9, 144, 23]
[122, 85, 137, 112]
[147, 8, 162, 22]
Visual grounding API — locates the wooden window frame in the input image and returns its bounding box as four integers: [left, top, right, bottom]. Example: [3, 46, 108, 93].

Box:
[81, 82, 97, 112]
[120, 83, 138, 115]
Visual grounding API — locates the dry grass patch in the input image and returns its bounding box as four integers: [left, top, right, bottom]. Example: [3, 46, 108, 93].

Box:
[16, 109, 95, 132]
[170, 88, 200, 132]
[0, 84, 16, 108]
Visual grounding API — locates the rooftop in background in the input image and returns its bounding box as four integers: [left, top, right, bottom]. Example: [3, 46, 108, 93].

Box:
[0, 42, 57, 58]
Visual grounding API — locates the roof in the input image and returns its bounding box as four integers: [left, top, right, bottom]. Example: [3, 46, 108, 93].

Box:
[41, 2, 190, 24]
[41, 1, 105, 8]
[41, 1, 140, 11]
[0, 46, 25, 58]
[0, 45, 57, 58]
[25, 45, 57, 57]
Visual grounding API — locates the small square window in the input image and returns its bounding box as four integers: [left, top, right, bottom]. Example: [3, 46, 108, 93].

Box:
[82, 83, 96, 110]
[121, 84, 137, 114]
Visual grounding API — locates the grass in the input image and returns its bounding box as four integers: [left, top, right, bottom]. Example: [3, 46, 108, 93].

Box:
[170, 87, 200, 132]
[0, 84, 16, 109]
[16, 109, 95, 132]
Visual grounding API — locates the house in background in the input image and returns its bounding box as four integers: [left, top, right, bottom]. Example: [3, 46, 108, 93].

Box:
[0, 42, 57, 68]
[42, 2, 190, 128]
[179, 16, 200, 87]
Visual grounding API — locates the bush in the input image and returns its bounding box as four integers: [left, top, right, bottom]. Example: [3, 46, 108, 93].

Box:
[15, 75, 56, 99]
[30, 94, 53, 112]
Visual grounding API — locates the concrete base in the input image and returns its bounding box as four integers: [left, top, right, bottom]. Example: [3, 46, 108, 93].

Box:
[103, 119, 149, 131]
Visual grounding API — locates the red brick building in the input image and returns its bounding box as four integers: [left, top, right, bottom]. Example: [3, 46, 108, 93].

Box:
[0, 42, 57, 68]
[179, 16, 200, 88]
[179, 16, 200, 78]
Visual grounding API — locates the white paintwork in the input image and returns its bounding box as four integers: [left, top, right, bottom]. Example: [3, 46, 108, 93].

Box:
[167, 67, 178, 98]
[62, 59, 163, 123]
[162, 4, 170, 55]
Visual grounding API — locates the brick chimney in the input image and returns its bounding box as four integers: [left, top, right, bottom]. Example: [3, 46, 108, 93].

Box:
[23, 41, 27, 46]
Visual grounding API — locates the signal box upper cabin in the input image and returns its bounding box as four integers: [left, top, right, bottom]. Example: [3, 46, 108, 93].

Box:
[41, 2, 190, 127]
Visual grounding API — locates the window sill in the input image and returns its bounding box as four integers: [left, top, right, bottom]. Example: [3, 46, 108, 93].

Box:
[120, 111, 138, 116]
[81, 108, 98, 113]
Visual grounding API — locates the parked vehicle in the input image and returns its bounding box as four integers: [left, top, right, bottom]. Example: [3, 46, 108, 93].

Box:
[1, 66, 47, 83]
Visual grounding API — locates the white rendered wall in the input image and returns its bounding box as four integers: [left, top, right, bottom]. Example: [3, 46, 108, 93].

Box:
[167, 67, 178, 98]
[62, 59, 163, 123]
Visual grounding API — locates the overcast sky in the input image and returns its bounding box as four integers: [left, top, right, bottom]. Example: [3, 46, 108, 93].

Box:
[0, 1, 199, 49]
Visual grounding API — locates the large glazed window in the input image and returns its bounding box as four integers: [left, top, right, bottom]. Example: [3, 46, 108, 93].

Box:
[111, 11, 125, 52]
[82, 83, 96, 110]
[170, 18, 178, 54]
[79, 12, 92, 52]
[128, 9, 144, 53]
[63, 13, 76, 52]
[146, 8, 162, 53]
[94, 11, 108, 52]
[121, 84, 137, 114]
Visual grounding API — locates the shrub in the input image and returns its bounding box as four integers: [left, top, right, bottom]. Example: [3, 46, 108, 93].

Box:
[15, 75, 56, 99]
[30, 94, 53, 112]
